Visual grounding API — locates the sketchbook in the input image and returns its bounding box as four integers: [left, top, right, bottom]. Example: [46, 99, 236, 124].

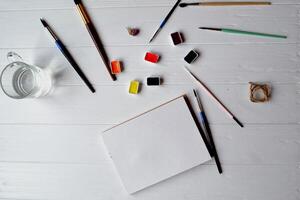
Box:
[102, 96, 211, 194]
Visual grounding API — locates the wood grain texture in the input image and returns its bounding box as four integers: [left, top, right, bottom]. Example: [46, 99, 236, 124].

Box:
[0, 0, 299, 199]
[0, 5, 298, 48]
[0, 124, 299, 165]
[0, 44, 299, 84]
[0, 0, 299, 10]
[0, 85, 299, 124]
[0, 163, 299, 200]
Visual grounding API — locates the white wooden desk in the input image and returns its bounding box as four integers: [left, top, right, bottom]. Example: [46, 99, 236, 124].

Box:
[0, 0, 299, 199]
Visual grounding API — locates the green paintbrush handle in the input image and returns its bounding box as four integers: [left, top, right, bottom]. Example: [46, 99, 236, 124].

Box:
[222, 28, 287, 39]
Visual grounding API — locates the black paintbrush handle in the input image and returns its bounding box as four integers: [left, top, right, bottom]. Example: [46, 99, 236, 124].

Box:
[86, 23, 116, 81]
[201, 113, 223, 174]
[149, 0, 181, 43]
[162, 0, 181, 26]
[56, 40, 95, 93]
[198, 123, 214, 157]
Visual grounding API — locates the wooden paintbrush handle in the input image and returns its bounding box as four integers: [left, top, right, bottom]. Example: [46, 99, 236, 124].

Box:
[86, 24, 116, 81]
[200, 2, 271, 6]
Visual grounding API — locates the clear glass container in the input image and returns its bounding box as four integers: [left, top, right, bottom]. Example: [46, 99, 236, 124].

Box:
[0, 52, 52, 99]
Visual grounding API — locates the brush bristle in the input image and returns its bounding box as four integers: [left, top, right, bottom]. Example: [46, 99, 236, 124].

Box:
[40, 18, 47, 27]
[74, 0, 81, 4]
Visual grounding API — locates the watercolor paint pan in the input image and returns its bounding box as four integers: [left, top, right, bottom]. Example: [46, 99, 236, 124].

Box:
[147, 77, 161, 86]
[145, 52, 160, 63]
[184, 50, 199, 64]
[129, 80, 140, 94]
[171, 32, 184, 45]
[111, 60, 122, 74]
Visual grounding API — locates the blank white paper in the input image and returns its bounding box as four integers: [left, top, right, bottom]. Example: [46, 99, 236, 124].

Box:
[102, 96, 211, 194]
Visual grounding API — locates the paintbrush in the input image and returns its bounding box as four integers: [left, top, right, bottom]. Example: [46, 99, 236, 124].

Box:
[74, 0, 116, 81]
[184, 66, 244, 128]
[179, 1, 271, 7]
[40, 18, 95, 93]
[149, 0, 181, 43]
[193, 89, 222, 174]
[199, 27, 287, 39]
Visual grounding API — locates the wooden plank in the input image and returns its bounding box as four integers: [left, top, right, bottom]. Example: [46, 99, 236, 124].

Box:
[0, 124, 299, 165]
[0, 6, 297, 48]
[0, 84, 298, 124]
[0, 44, 298, 84]
[0, 1, 298, 200]
[0, 0, 299, 10]
[0, 163, 298, 200]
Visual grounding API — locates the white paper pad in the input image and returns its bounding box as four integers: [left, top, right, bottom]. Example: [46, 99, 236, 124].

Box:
[102, 96, 211, 194]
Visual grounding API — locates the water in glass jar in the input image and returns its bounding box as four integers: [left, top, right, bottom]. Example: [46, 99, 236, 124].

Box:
[11, 62, 52, 98]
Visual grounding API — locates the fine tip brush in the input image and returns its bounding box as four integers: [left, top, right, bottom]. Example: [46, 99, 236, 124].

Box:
[199, 27, 287, 39]
[40, 18, 96, 93]
[179, 1, 271, 7]
[179, 2, 199, 7]
[73, 0, 117, 81]
[149, 0, 181, 43]
[193, 89, 222, 174]
[183, 66, 244, 128]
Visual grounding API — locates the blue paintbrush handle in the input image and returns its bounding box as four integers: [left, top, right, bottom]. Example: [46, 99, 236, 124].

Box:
[199, 111, 206, 123]
[159, 20, 167, 28]
[55, 40, 63, 51]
